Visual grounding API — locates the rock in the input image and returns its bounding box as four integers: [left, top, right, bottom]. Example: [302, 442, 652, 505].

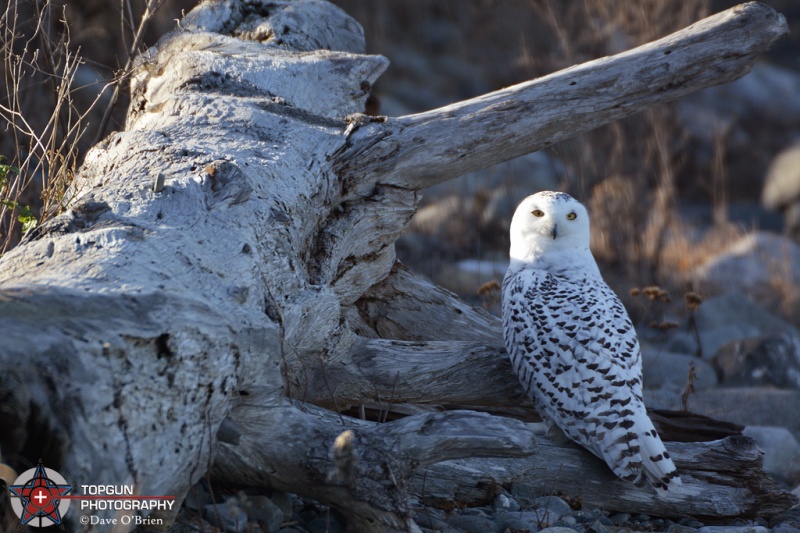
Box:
[679, 518, 707, 528]
[610, 513, 631, 525]
[492, 492, 521, 512]
[712, 335, 800, 389]
[665, 328, 756, 362]
[668, 525, 700, 533]
[640, 348, 717, 391]
[696, 291, 800, 338]
[763, 144, 800, 211]
[555, 516, 577, 526]
[510, 497, 573, 528]
[415, 510, 450, 531]
[573, 509, 606, 524]
[743, 426, 800, 484]
[588, 520, 611, 533]
[269, 491, 295, 522]
[539, 528, 582, 533]
[305, 511, 344, 533]
[667, 292, 800, 358]
[447, 514, 495, 533]
[679, 62, 800, 150]
[203, 502, 249, 533]
[777, 502, 800, 528]
[456, 258, 508, 278]
[509, 482, 536, 507]
[770, 524, 800, 533]
[494, 512, 534, 533]
[784, 203, 800, 241]
[460, 507, 491, 517]
[644, 387, 800, 442]
[533, 496, 572, 522]
[183, 483, 212, 512]
[690, 233, 800, 309]
[697, 526, 769, 533]
[241, 495, 284, 533]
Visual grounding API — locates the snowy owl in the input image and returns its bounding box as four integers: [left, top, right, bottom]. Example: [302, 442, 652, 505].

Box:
[501, 191, 680, 492]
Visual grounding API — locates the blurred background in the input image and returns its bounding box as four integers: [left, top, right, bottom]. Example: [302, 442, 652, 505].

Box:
[335, 1, 800, 324]
[1, 0, 799, 485]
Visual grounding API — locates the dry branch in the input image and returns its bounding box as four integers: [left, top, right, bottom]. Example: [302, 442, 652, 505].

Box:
[212, 396, 537, 531]
[412, 431, 796, 521]
[333, 2, 788, 196]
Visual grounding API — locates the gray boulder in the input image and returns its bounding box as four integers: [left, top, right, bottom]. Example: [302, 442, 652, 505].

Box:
[690, 233, 800, 309]
[640, 347, 717, 392]
[666, 291, 800, 358]
[743, 426, 800, 485]
[712, 335, 800, 389]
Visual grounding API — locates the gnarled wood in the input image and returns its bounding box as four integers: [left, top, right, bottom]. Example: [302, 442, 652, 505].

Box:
[412, 432, 796, 521]
[212, 396, 536, 531]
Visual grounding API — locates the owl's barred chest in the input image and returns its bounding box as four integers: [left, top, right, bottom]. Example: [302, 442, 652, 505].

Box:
[501, 267, 638, 371]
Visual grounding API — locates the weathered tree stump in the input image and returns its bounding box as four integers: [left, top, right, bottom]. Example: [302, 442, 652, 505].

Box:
[0, 1, 794, 531]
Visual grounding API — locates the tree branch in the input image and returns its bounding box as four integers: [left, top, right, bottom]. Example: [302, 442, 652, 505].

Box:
[412, 430, 797, 521]
[212, 395, 537, 533]
[321, 337, 524, 409]
[334, 2, 788, 195]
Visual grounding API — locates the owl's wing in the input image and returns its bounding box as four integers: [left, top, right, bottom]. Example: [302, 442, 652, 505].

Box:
[502, 269, 679, 489]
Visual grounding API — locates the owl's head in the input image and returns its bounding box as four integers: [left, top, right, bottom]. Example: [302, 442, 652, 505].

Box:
[509, 191, 591, 262]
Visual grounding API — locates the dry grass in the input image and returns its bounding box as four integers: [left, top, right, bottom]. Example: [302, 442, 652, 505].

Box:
[0, 0, 186, 254]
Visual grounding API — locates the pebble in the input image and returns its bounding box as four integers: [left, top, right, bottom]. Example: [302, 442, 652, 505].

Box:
[203, 502, 248, 533]
[416, 510, 450, 531]
[771, 525, 800, 533]
[588, 519, 611, 533]
[668, 525, 700, 533]
[240, 495, 283, 532]
[533, 496, 572, 520]
[611, 513, 632, 525]
[494, 512, 534, 533]
[510, 482, 536, 507]
[681, 518, 708, 528]
[305, 511, 344, 533]
[176, 480, 800, 533]
[493, 492, 522, 512]
[697, 527, 769, 533]
[446, 514, 495, 533]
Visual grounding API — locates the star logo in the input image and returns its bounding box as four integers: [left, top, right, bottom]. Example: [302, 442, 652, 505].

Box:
[7, 460, 72, 528]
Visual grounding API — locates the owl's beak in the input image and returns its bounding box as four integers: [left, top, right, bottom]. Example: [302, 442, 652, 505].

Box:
[551, 224, 559, 239]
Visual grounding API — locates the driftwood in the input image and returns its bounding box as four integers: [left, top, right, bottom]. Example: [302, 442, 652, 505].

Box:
[412, 431, 795, 522]
[0, 1, 794, 531]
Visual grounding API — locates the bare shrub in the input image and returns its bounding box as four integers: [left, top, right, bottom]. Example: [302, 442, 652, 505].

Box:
[0, 0, 182, 254]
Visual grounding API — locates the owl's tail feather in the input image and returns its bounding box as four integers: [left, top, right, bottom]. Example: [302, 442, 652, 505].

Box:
[638, 423, 682, 497]
[601, 411, 682, 497]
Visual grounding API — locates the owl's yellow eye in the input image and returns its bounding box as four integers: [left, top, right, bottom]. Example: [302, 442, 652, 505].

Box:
[531, 209, 545, 217]
[566, 212, 577, 220]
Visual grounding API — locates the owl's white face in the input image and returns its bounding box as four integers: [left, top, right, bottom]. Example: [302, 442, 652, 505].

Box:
[509, 191, 591, 263]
